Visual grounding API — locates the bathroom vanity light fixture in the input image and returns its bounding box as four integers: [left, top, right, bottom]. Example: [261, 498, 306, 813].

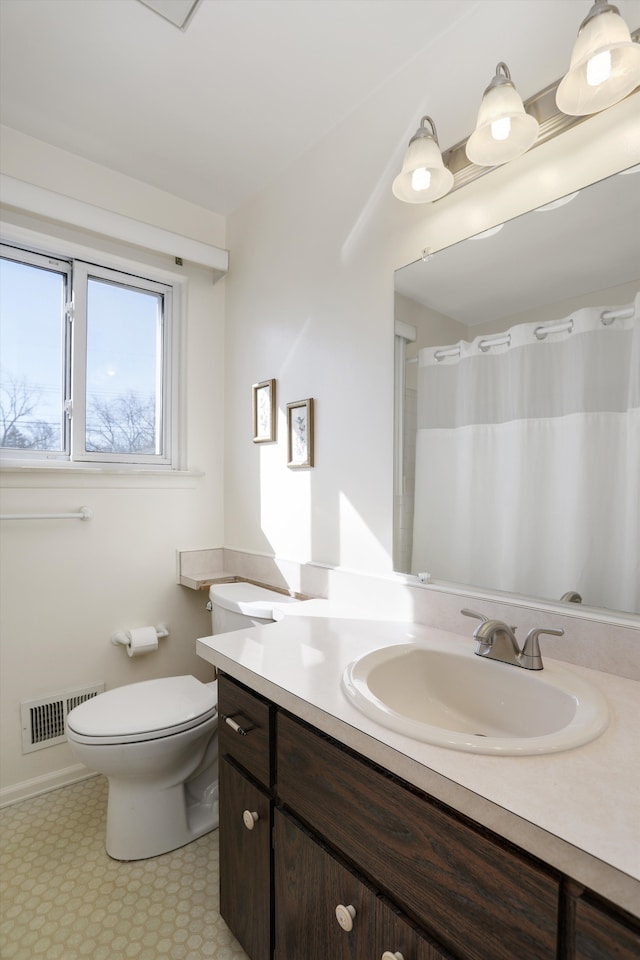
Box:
[392, 116, 454, 203]
[556, 0, 640, 115]
[392, 6, 639, 204]
[465, 63, 540, 166]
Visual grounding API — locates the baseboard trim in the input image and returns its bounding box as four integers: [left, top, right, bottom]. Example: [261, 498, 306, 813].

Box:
[0, 764, 98, 808]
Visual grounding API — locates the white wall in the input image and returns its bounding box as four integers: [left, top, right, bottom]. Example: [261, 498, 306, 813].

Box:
[224, 0, 640, 575]
[0, 130, 226, 798]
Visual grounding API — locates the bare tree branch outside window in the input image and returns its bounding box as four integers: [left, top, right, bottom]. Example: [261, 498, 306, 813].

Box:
[86, 391, 156, 454]
[0, 374, 155, 455]
[0, 373, 60, 450]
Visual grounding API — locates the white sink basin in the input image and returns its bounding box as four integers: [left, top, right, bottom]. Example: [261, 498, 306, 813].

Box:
[342, 641, 609, 755]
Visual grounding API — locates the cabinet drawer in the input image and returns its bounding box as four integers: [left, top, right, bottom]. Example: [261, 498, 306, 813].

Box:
[218, 673, 273, 787]
[277, 712, 559, 960]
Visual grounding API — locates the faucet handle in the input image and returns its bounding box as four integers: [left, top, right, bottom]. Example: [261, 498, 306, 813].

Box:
[461, 608, 517, 633]
[520, 626, 564, 670]
[460, 608, 489, 624]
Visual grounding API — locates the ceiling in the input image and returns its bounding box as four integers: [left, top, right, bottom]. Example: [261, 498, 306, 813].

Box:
[0, 0, 479, 215]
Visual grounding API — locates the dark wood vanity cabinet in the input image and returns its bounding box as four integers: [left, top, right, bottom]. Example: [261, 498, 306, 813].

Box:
[217, 673, 639, 960]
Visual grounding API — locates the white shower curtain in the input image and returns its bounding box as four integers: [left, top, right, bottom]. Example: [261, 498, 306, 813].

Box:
[412, 295, 639, 613]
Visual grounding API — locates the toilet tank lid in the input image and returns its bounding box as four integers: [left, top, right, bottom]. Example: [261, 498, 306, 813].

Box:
[66, 676, 217, 738]
[209, 582, 298, 617]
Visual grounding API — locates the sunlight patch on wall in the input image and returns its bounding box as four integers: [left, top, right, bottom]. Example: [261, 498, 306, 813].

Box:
[259, 440, 312, 563]
[339, 492, 391, 573]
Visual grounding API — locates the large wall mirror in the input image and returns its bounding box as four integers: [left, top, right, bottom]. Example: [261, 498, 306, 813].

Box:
[394, 167, 639, 618]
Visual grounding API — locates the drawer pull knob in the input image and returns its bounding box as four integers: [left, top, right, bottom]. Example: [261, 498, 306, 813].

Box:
[223, 715, 248, 736]
[242, 810, 259, 830]
[335, 903, 356, 932]
[382, 953, 405, 960]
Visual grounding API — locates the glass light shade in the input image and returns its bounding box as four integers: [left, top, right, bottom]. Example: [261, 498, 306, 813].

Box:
[392, 128, 454, 203]
[556, 5, 640, 115]
[465, 80, 539, 167]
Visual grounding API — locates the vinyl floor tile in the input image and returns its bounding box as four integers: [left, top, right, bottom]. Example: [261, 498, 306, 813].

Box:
[0, 776, 250, 959]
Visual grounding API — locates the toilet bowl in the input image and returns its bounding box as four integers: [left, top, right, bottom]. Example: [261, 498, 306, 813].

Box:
[67, 675, 219, 861]
[66, 582, 297, 861]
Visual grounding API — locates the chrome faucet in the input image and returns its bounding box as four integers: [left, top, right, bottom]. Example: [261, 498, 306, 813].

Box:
[461, 609, 564, 670]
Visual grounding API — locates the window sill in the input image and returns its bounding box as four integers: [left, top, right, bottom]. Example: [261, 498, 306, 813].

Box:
[0, 460, 204, 488]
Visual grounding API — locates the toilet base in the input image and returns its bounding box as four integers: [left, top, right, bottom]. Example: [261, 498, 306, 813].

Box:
[105, 778, 219, 861]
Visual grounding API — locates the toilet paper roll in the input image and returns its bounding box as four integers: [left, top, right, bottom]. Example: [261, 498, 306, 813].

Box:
[125, 626, 158, 658]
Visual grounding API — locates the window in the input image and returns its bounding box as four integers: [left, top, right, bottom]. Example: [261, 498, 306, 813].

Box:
[0, 244, 176, 467]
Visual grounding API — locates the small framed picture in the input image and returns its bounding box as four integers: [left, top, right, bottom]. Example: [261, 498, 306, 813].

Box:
[287, 398, 314, 468]
[252, 379, 276, 443]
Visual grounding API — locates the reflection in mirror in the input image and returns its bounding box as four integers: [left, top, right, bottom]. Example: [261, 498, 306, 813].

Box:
[394, 168, 640, 616]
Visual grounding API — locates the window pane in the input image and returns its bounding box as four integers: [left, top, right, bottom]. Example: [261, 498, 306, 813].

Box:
[0, 256, 67, 452]
[85, 278, 163, 456]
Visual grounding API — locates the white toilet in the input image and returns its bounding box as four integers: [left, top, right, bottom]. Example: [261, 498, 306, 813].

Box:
[66, 582, 296, 861]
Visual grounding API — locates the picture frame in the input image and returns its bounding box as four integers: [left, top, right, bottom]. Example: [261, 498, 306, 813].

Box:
[287, 398, 314, 468]
[252, 379, 276, 443]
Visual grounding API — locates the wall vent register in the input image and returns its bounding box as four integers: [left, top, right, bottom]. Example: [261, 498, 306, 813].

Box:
[20, 683, 105, 754]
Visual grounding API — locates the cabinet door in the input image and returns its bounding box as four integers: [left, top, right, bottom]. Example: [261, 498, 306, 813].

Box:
[219, 757, 271, 960]
[274, 810, 447, 960]
[377, 897, 450, 960]
[574, 896, 640, 960]
[275, 808, 377, 960]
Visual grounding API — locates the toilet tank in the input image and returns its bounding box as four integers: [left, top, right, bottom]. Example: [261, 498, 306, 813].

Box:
[209, 582, 298, 634]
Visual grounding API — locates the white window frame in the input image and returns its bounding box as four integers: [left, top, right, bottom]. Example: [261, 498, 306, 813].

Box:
[0, 240, 181, 470]
[72, 262, 174, 467]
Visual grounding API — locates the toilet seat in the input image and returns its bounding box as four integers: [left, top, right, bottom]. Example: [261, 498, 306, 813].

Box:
[66, 676, 218, 745]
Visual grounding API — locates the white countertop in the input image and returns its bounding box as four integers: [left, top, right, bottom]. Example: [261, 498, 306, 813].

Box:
[196, 605, 640, 916]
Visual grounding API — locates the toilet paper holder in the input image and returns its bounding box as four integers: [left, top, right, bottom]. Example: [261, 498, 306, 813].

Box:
[111, 624, 169, 647]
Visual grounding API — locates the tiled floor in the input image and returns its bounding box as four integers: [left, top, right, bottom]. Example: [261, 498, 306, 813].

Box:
[0, 776, 250, 960]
